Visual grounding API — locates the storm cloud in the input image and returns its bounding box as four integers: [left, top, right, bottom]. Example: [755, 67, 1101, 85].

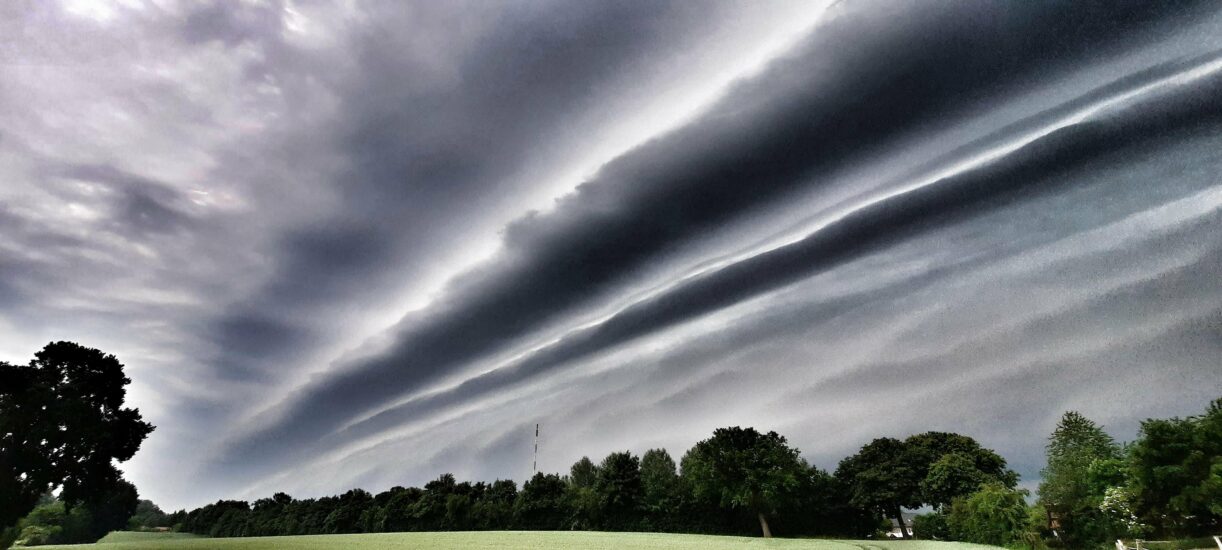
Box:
[2, 0, 1220, 509]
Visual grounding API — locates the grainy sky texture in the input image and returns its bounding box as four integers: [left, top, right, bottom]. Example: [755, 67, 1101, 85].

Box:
[2, 0, 1221, 510]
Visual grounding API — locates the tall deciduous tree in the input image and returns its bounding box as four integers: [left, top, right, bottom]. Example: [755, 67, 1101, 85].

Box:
[1128, 397, 1222, 537]
[640, 449, 679, 512]
[0, 342, 154, 532]
[836, 437, 919, 538]
[837, 432, 1015, 538]
[681, 427, 806, 538]
[595, 451, 643, 530]
[1037, 411, 1120, 546]
[946, 482, 1031, 546]
[569, 457, 599, 489]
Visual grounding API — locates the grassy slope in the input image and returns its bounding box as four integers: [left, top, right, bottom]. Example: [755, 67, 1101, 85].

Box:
[95, 532, 202, 543]
[38, 531, 1005, 550]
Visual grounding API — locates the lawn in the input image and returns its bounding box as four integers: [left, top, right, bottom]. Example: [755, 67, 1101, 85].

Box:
[37, 531, 1006, 550]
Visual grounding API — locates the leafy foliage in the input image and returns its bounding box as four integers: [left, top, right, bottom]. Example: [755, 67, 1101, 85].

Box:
[681, 427, 806, 537]
[1036, 411, 1124, 546]
[946, 482, 1030, 546]
[836, 432, 1015, 538]
[0, 342, 153, 540]
[1127, 397, 1222, 537]
[595, 451, 643, 530]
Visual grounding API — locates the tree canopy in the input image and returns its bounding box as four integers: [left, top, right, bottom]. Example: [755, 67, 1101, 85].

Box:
[0, 342, 153, 532]
[1127, 398, 1222, 537]
[681, 427, 806, 538]
[1037, 411, 1120, 545]
[836, 432, 1016, 538]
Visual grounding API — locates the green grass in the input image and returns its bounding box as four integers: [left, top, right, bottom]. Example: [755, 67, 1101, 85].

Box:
[94, 532, 203, 543]
[36, 531, 1006, 549]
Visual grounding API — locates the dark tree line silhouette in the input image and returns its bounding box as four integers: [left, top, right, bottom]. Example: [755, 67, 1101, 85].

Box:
[4, 342, 1218, 548]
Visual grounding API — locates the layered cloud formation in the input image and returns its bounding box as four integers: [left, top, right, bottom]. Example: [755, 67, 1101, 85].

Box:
[3, 1, 1221, 509]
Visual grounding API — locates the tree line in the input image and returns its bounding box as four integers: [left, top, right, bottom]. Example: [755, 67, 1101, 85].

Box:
[2, 342, 1219, 549]
[162, 396, 1219, 548]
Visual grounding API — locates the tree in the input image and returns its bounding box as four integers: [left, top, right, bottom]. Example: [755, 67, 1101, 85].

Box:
[907, 432, 1017, 510]
[569, 457, 599, 489]
[835, 437, 920, 538]
[128, 499, 170, 530]
[565, 456, 601, 529]
[946, 482, 1030, 546]
[514, 472, 568, 530]
[681, 427, 806, 538]
[81, 478, 139, 541]
[835, 432, 1014, 539]
[1037, 411, 1120, 546]
[595, 451, 643, 530]
[0, 342, 154, 532]
[639, 448, 680, 529]
[472, 479, 516, 530]
[922, 453, 994, 511]
[1127, 397, 1222, 537]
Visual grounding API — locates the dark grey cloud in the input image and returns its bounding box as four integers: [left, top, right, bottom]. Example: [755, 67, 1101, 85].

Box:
[201, 0, 803, 381]
[214, 0, 1222, 480]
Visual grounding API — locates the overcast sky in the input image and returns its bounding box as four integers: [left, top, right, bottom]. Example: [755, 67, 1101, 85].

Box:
[3, 0, 1221, 511]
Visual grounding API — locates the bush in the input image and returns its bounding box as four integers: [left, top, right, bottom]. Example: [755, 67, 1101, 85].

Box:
[913, 512, 949, 539]
[947, 483, 1030, 546]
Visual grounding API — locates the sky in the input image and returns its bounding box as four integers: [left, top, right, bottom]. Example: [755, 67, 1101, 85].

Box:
[2, 0, 1221, 511]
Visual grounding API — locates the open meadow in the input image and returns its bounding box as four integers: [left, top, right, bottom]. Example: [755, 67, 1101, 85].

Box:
[37, 532, 1005, 550]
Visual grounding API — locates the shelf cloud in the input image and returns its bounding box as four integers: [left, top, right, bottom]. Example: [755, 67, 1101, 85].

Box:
[2, 0, 1220, 509]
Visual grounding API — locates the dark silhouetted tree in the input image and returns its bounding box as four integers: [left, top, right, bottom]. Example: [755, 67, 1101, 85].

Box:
[681, 427, 806, 538]
[595, 451, 643, 530]
[640, 449, 680, 529]
[0, 342, 154, 532]
[514, 472, 568, 530]
[836, 437, 919, 538]
[569, 457, 598, 489]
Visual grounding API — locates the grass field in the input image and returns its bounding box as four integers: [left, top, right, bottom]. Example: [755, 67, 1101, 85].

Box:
[37, 531, 1006, 549]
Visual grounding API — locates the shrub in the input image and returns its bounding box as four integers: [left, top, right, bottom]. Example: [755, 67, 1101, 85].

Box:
[947, 483, 1030, 546]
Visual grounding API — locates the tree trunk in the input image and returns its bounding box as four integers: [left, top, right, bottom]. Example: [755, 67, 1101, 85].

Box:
[894, 507, 910, 539]
[757, 511, 773, 538]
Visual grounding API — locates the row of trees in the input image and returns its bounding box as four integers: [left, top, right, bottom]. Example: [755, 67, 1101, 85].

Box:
[169, 427, 1026, 540]
[909, 398, 1222, 548]
[1037, 400, 1221, 545]
[3, 341, 1217, 548]
[168, 399, 1221, 548]
[172, 428, 880, 539]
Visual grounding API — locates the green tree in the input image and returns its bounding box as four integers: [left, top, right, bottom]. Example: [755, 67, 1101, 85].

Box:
[835, 437, 920, 538]
[836, 432, 1014, 538]
[681, 427, 806, 538]
[946, 482, 1030, 546]
[1127, 397, 1222, 537]
[128, 499, 170, 530]
[566, 457, 600, 529]
[472, 479, 516, 530]
[595, 451, 643, 530]
[907, 432, 1017, 510]
[922, 453, 993, 511]
[913, 511, 950, 540]
[569, 457, 599, 489]
[640, 448, 680, 529]
[514, 472, 568, 530]
[0, 342, 154, 533]
[1037, 411, 1120, 546]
